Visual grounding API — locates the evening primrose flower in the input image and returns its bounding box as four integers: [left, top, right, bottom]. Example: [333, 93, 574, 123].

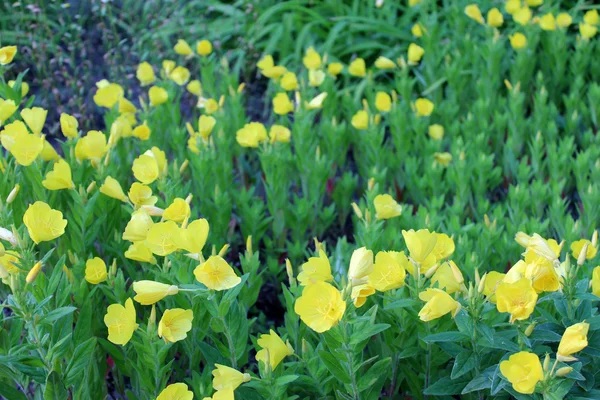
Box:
[306, 92, 328, 110]
[174, 39, 193, 56]
[273, 92, 294, 115]
[374, 56, 396, 69]
[348, 58, 366, 77]
[418, 288, 460, 321]
[351, 284, 375, 307]
[132, 121, 151, 140]
[482, 271, 505, 303]
[411, 23, 425, 37]
[351, 110, 369, 130]
[584, 9, 599, 26]
[592, 266, 600, 297]
[212, 365, 251, 391]
[60, 113, 78, 139]
[125, 242, 157, 264]
[0, 46, 17, 65]
[42, 159, 74, 190]
[257, 55, 274, 70]
[236, 122, 268, 147]
[145, 221, 182, 256]
[557, 322, 589, 362]
[513, 7, 532, 25]
[428, 124, 444, 140]
[539, 13, 556, 31]
[375, 92, 392, 112]
[402, 229, 437, 265]
[527, 233, 559, 264]
[261, 65, 287, 80]
[499, 352, 543, 394]
[487, 8, 504, 27]
[580, 23, 598, 40]
[556, 13, 572, 28]
[465, 4, 484, 24]
[75, 130, 108, 162]
[269, 125, 291, 143]
[100, 176, 128, 202]
[256, 329, 294, 370]
[434, 152, 452, 167]
[510, 33, 527, 49]
[194, 255, 241, 290]
[8, 80, 30, 97]
[132, 154, 159, 184]
[203, 98, 220, 114]
[149, 86, 168, 106]
[177, 219, 209, 254]
[136, 62, 156, 86]
[496, 277, 538, 323]
[203, 389, 234, 400]
[374, 194, 402, 219]
[414, 98, 434, 117]
[327, 62, 344, 76]
[308, 69, 326, 87]
[294, 281, 346, 332]
[104, 298, 138, 345]
[162, 60, 176, 75]
[297, 250, 333, 286]
[169, 66, 191, 86]
[128, 183, 157, 208]
[133, 280, 179, 305]
[348, 247, 374, 283]
[0, 250, 21, 274]
[368, 251, 407, 291]
[123, 209, 154, 242]
[197, 40, 213, 56]
[303, 47, 321, 69]
[0, 99, 17, 124]
[1, 125, 44, 166]
[571, 239, 597, 260]
[187, 80, 202, 96]
[85, 257, 107, 284]
[94, 82, 124, 108]
[158, 309, 193, 343]
[525, 259, 560, 293]
[23, 202, 67, 244]
[163, 198, 191, 223]
[21, 107, 47, 135]
[280, 72, 298, 91]
[157, 383, 193, 400]
[407, 43, 425, 65]
[431, 261, 463, 294]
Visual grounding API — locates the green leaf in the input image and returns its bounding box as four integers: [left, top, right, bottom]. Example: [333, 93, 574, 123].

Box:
[44, 371, 68, 400]
[64, 337, 96, 387]
[40, 306, 77, 324]
[275, 375, 298, 386]
[349, 323, 390, 344]
[422, 331, 469, 343]
[424, 376, 469, 395]
[357, 358, 390, 392]
[383, 298, 418, 310]
[318, 350, 351, 384]
[0, 385, 28, 400]
[462, 366, 495, 394]
[451, 350, 478, 379]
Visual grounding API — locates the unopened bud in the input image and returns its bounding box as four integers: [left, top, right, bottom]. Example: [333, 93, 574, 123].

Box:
[543, 354, 551, 371]
[424, 263, 440, 278]
[555, 367, 573, 377]
[593, 230, 598, 248]
[218, 95, 225, 107]
[185, 194, 193, 204]
[524, 322, 536, 337]
[302, 338, 309, 355]
[6, 184, 20, 204]
[237, 83, 245, 94]
[0, 227, 17, 246]
[246, 236, 253, 256]
[367, 178, 375, 191]
[62, 265, 74, 283]
[285, 258, 296, 287]
[218, 244, 229, 257]
[26, 262, 43, 284]
[449, 261, 464, 284]
[314, 238, 324, 253]
[515, 231, 531, 248]
[478, 273, 487, 294]
[351, 202, 363, 219]
[86, 181, 96, 194]
[578, 243, 589, 266]
[142, 205, 164, 216]
[148, 304, 156, 332]
[179, 159, 189, 174]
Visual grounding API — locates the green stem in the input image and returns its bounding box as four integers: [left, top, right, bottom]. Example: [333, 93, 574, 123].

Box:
[342, 323, 359, 400]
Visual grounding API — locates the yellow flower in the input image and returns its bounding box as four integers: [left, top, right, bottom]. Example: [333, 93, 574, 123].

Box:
[163, 198, 191, 223]
[374, 194, 402, 219]
[348, 247, 374, 283]
[23, 202, 67, 244]
[261, 66, 287, 80]
[0, 251, 21, 274]
[133, 280, 179, 305]
[407, 43, 425, 65]
[20, 107, 47, 135]
[256, 329, 294, 370]
[157, 383, 193, 400]
[1, 122, 44, 166]
[526, 0, 542, 5]
[496, 277, 538, 323]
[571, 239, 597, 260]
[169, 66, 190, 86]
[557, 322, 589, 362]
[94, 83, 124, 108]
[539, 13, 556, 31]
[584, 9, 599, 26]
[525, 259, 560, 293]
[42, 159, 74, 190]
[513, 7, 532, 25]
[465, 4, 484, 24]
[297, 250, 333, 286]
[351, 110, 369, 130]
[236, 122, 268, 147]
[279, 73, 298, 93]
[269, 125, 291, 144]
[162, 60, 176, 75]
[431, 261, 463, 294]
[348, 58, 366, 77]
[174, 39, 193, 56]
[136, 62, 156, 86]
[0, 46, 17, 65]
[273, 92, 294, 115]
[125, 242, 157, 264]
[556, 13, 572, 28]
[132, 121, 151, 140]
[482, 271, 506, 303]
[128, 183, 157, 208]
[75, 130, 108, 162]
[303, 47, 321, 69]
[580, 23, 598, 40]
[158, 309, 193, 343]
[510, 33, 527, 49]
[487, 8, 504, 27]
[504, 260, 527, 283]
[411, 23, 426, 37]
[123, 209, 154, 242]
[308, 69, 326, 87]
[374, 56, 396, 69]
[428, 124, 444, 140]
[526, 234, 560, 263]
[306, 92, 328, 110]
[212, 364, 251, 391]
[327, 62, 344, 76]
[99, 176, 128, 202]
[60, 113, 78, 139]
[149, 86, 168, 107]
[104, 298, 138, 345]
[375, 92, 392, 112]
[0, 99, 17, 124]
[187, 80, 202, 96]
[499, 352, 543, 394]
[145, 221, 182, 256]
[204, 98, 220, 114]
[194, 255, 241, 291]
[179, 218, 210, 254]
[351, 284, 375, 308]
[197, 40, 213, 56]
[294, 281, 346, 332]
[202, 389, 234, 400]
[434, 152, 452, 166]
[8, 80, 29, 96]
[592, 266, 600, 297]
[257, 55, 274, 70]
[85, 257, 107, 284]
[132, 154, 159, 184]
[418, 288, 460, 321]
[368, 251, 407, 291]
[414, 98, 434, 117]
[402, 229, 437, 265]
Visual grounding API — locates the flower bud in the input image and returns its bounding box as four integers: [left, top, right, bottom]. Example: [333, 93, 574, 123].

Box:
[351, 202, 363, 219]
[109, 258, 117, 278]
[302, 338, 309, 355]
[555, 367, 573, 377]
[26, 262, 42, 284]
[524, 322, 536, 337]
[543, 354, 551, 372]
[424, 263, 440, 278]
[141, 205, 164, 216]
[246, 236, 253, 256]
[6, 184, 20, 204]
[0, 227, 17, 246]
[148, 304, 156, 333]
[86, 181, 96, 194]
[578, 242, 589, 266]
[285, 258, 296, 288]
[478, 273, 487, 294]
[218, 244, 229, 257]
[179, 159, 189, 174]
